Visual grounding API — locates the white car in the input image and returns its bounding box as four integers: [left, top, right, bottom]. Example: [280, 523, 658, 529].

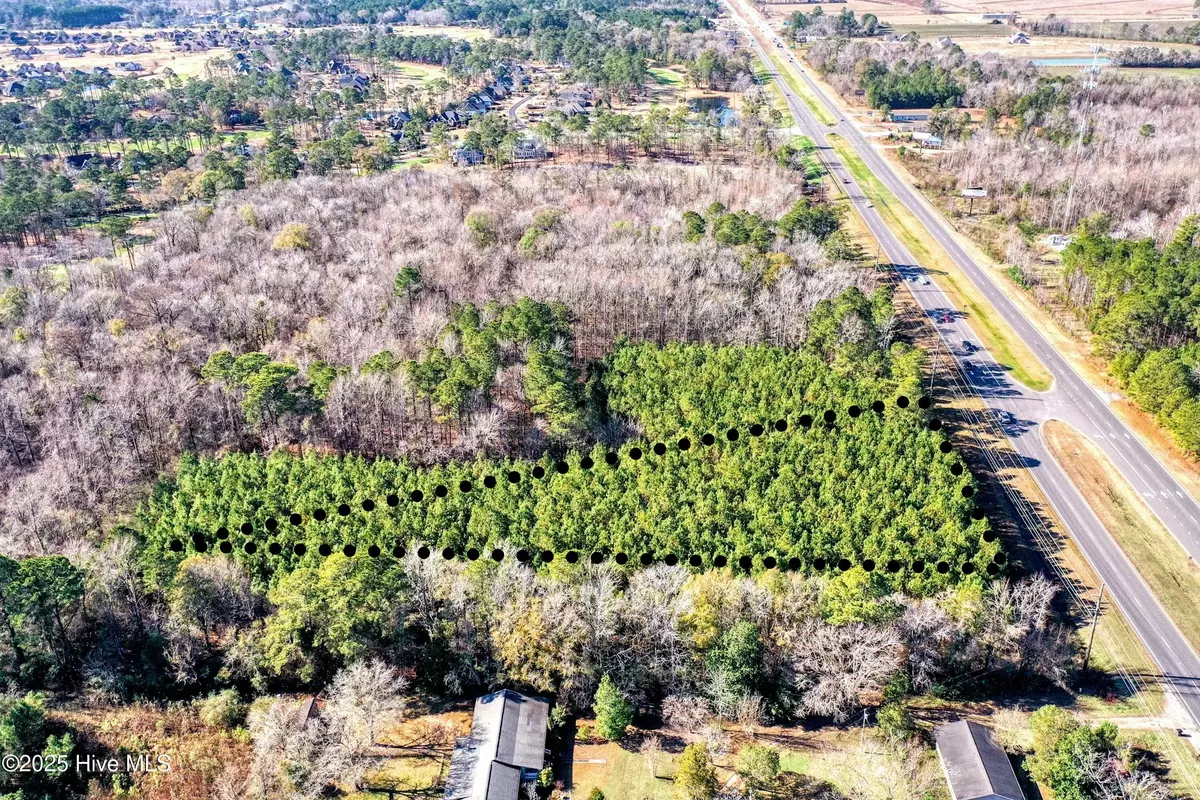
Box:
[918, 276, 930, 285]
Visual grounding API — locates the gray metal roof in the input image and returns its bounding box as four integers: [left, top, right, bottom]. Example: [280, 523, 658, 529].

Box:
[934, 720, 1024, 800]
[443, 690, 549, 800]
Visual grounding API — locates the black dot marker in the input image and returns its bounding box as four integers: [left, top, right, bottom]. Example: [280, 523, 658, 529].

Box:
[240, 522, 253, 535]
[849, 405, 862, 418]
[886, 559, 901, 573]
[787, 557, 802, 571]
[937, 561, 950, 574]
[491, 548, 505, 562]
[387, 494, 399, 507]
[220, 541, 232, 553]
[951, 463, 964, 476]
[824, 410, 836, 424]
[940, 441, 953, 453]
[690, 554, 703, 567]
[580, 457, 594, 469]
[678, 438, 691, 451]
[896, 396, 910, 408]
[411, 490, 424, 502]
[289, 513, 302, 525]
[542, 550, 554, 563]
[763, 556, 777, 570]
[799, 414, 813, 428]
[315, 509, 328, 522]
[983, 531, 997, 542]
[460, 480, 473, 493]
[928, 419, 942, 431]
[863, 559, 875, 572]
[245, 542, 257, 554]
[962, 563, 975, 575]
[266, 518, 278, 531]
[993, 552, 1006, 564]
[775, 419, 788, 432]
[343, 544, 356, 557]
[368, 545, 381, 558]
[972, 509, 985, 520]
[555, 461, 568, 474]
[813, 557, 826, 570]
[872, 400, 885, 413]
[738, 555, 752, 571]
[986, 563, 999, 575]
[664, 554, 679, 566]
[169, 539, 183, 552]
[918, 396, 932, 409]
[418, 546, 430, 559]
[837, 558, 851, 571]
[269, 542, 282, 555]
[615, 553, 628, 565]
[393, 545, 406, 558]
[318, 544, 331, 557]
[591, 551, 604, 564]
[532, 466, 545, 479]
[294, 543, 307, 556]
[641, 553, 654, 566]
[701, 433, 715, 446]
[605, 452, 619, 466]
[727, 428, 739, 441]
[912, 559, 924, 573]
[442, 547, 455, 560]
[749, 424, 764, 437]
[217, 527, 229, 540]
[713, 555, 728, 568]
[653, 443, 667, 456]
[629, 448, 642, 460]
[566, 551, 579, 564]
[337, 504, 350, 516]
[434, 485, 448, 498]
[517, 549, 530, 563]
[467, 548, 480, 561]
[961, 486, 975, 498]
[484, 475, 497, 488]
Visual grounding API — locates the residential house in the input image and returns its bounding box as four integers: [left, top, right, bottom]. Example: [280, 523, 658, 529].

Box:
[934, 721, 1024, 800]
[444, 690, 550, 800]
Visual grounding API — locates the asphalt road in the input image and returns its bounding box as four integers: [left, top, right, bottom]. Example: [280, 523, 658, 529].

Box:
[726, 2, 1200, 728]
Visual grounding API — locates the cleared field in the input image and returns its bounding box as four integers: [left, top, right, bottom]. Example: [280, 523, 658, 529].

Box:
[380, 24, 493, 40]
[825, 133, 1053, 391]
[956, 34, 1200, 59]
[1043, 420, 1200, 659]
[0, 27, 229, 78]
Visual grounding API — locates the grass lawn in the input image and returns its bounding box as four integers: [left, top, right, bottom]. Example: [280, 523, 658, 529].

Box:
[792, 135, 824, 181]
[825, 133, 1053, 392]
[1044, 420, 1200, 658]
[569, 740, 679, 799]
[1126, 728, 1200, 799]
[649, 66, 687, 86]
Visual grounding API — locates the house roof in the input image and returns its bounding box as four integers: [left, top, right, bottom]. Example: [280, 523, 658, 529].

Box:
[935, 721, 1024, 800]
[444, 690, 549, 800]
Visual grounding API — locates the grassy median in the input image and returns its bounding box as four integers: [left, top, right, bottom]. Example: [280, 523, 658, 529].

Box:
[826, 133, 1053, 392]
[769, 52, 837, 126]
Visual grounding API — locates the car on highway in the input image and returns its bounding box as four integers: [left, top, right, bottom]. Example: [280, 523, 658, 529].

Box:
[842, 177, 850, 184]
[866, 202, 875, 208]
[962, 339, 975, 353]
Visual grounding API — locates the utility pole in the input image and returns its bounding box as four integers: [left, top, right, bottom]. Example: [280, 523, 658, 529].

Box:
[1082, 582, 1105, 673]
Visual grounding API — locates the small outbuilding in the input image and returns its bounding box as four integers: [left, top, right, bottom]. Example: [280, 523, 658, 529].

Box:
[935, 720, 1025, 800]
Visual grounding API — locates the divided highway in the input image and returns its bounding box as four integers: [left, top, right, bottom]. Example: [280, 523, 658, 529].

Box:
[725, 1, 1200, 728]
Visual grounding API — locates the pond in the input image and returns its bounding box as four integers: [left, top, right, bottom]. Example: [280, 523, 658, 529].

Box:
[689, 96, 737, 127]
